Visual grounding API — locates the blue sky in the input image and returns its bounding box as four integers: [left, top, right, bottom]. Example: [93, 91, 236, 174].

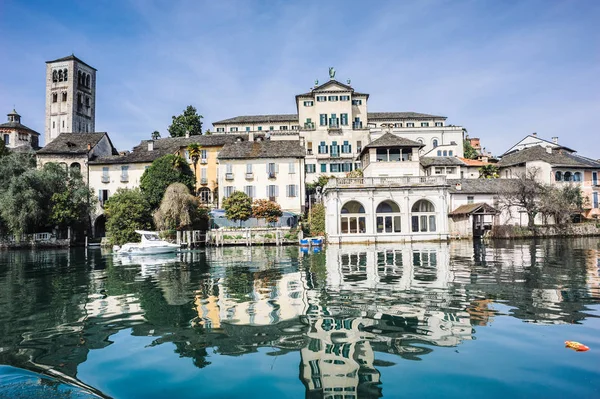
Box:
[1, 0, 599, 157]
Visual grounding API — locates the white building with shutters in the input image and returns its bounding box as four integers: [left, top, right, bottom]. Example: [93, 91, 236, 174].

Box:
[217, 137, 306, 214]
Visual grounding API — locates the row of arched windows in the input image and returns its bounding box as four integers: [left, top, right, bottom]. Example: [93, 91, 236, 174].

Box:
[555, 171, 582, 182]
[78, 71, 91, 88]
[340, 199, 437, 234]
[52, 69, 68, 82]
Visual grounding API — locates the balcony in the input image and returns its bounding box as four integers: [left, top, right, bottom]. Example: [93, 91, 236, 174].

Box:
[225, 173, 234, 180]
[200, 159, 208, 164]
[328, 126, 342, 135]
[352, 122, 363, 129]
[268, 172, 277, 179]
[200, 178, 208, 185]
[303, 123, 315, 130]
[245, 172, 254, 180]
[101, 176, 110, 183]
[120, 175, 129, 183]
[269, 196, 276, 202]
[325, 176, 448, 190]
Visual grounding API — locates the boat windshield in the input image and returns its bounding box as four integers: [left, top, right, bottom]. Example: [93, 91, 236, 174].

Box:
[143, 234, 160, 241]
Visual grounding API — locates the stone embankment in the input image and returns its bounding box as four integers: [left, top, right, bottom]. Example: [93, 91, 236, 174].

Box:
[491, 223, 600, 239]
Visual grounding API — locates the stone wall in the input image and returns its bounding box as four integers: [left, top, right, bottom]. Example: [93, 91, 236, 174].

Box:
[491, 223, 600, 239]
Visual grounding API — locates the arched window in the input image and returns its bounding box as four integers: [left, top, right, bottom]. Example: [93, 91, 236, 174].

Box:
[376, 200, 401, 233]
[63, 68, 68, 81]
[573, 172, 582, 182]
[58, 69, 63, 82]
[411, 200, 436, 233]
[199, 187, 211, 204]
[78, 71, 82, 85]
[437, 150, 442, 156]
[340, 201, 366, 234]
[70, 162, 81, 176]
[555, 171, 562, 181]
[86, 74, 91, 87]
[564, 171, 573, 182]
[449, 150, 453, 156]
[443, 150, 448, 156]
[417, 138, 424, 145]
[432, 139, 439, 148]
[52, 70, 58, 82]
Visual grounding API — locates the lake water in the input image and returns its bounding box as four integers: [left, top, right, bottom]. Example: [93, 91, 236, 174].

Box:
[0, 239, 599, 398]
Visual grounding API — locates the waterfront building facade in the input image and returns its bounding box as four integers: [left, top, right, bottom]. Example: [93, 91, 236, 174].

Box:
[217, 138, 306, 214]
[45, 55, 96, 145]
[0, 109, 40, 150]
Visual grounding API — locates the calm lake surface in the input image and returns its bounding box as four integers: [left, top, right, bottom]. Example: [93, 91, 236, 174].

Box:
[1, 239, 599, 398]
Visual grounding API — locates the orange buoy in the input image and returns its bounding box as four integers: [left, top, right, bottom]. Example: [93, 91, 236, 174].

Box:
[565, 341, 590, 352]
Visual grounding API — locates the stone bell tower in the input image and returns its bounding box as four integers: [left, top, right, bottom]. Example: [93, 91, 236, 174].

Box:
[45, 54, 96, 145]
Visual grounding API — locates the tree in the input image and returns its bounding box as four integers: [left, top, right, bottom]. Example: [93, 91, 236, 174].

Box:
[479, 164, 499, 179]
[464, 140, 478, 160]
[499, 168, 545, 228]
[151, 131, 161, 140]
[140, 154, 195, 209]
[252, 199, 283, 224]
[539, 185, 585, 225]
[308, 203, 326, 236]
[223, 191, 252, 226]
[0, 140, 9, 158]
[104, 188, 153, 246]
[186, 143, 202, 192]
[49, 170, 96, 234]
[154, 183, 208, 231]
[346, 168, 363, 178]
[168, 105, 203, 137]
[306, 175, 334, 195]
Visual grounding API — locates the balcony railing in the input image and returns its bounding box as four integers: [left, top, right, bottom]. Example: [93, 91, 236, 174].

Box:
[101, 176, 109, 183]
[200, 159, 208, 164]
[304, 123, 315, 130]
[307, 149, 313, 155]
[268, 172, 277, 179]
[325, 176, 447, 190]
[200, 178, 208, 185]
[225, 173, 234, 180]
[246, 172, 254, 179]
[352, 122, 363, 129]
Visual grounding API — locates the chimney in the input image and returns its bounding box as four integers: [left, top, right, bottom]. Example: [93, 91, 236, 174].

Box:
[546, 147, 552, 154]
[248, 132, 254, 142]
[87, 143, 92, 151]
[532, 132, 537, 136]
[185, 130, 190, 138]
[552, 136, 558, 144]
[148, 140, 154, 151]
[455, 183, 462, 191]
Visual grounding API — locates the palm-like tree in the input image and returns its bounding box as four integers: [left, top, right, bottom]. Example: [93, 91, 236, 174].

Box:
[186, 143, 202, 193]
[479, 164, 499, 179]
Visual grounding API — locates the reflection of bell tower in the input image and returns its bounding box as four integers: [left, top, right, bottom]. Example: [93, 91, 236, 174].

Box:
[45, 54, 96, 145]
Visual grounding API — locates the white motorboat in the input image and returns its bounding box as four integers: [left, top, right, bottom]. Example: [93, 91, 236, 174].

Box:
[113, 230, 180, 255]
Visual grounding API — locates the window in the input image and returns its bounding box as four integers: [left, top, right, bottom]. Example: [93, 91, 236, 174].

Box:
[58, 69, 63, 82]
[279, 125, 288, 130]
[329, 114, 339, 128]
[394, 123, 402, 128]
[356, 141, 362, 152]
[330, 163, 340, 173]
[352, 99, 362, 105]
[443, 150, 448, 156]
[258, 126, 262, 131]
[244, 185, 255, 198]
[555, 171, 562, 181]
[421, 122, 429, 127]
[267, 162, 277, 177]
[200, 149, 207, 161]
[330, 141, 340, 157]
[98, 189, 109, 205]
[376, 201, 401, 233]
[267, 185, 278, 198]
[340, 201, 366, 234]
[341, 162, 352, 172]
[224, 186, 234, 198]
[102, 167, 109, 183]
[52, 70, 58, 82]
[120, 165, 129, 181]
[355, 162, 361, 170]
[292, 125, 300, 130]
[3, 134, 9, 145]
[432, 139, 439, 148]
[52, 93, 58, 103]
[447, 167, 456, 174]
[306, 164, 316, 173]
[321, 164, 327, 173]
[287, 185, 298, 197]
[328, 95, 338, 101]
[564, 171, 573, 182]
[269, 126, 274, 131]
[593, 172, 598, 186]
[245, 127, 250, 132]
[411, 200, 436, 233]
[230, 127, 238, 132]
[318, 141, 328, 154]
[201, 168, 207, 180]
[340, 95, 350, 101]
[341, 113, 348, 126]
[353, 117, 362, 129]
[316, 96, 327, 102]
[594, 192, 599, 209]
[63, 69, 68, 81]
[62, 121, 65, 128]
[62, 92, 67, 102]
[216, 127, 225, 132]
[289, 162, 295, 174]
[573, 172, 582, 182]
[449, 150, 453, 156]
[435, 122, 443, 127]
[435, 167, 444, 175]
[467, 196, 474, 204]
[406, 122, 414, 127]
[246, 163, 252, 174]
[341, 141, 351, 153]
[85, 97, 90, 108]
[304, 100, 314, 106]
[52, 121, 55, 129]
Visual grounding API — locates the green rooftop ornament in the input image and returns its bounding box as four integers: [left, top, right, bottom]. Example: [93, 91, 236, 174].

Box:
[329, 67, 336, 79]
